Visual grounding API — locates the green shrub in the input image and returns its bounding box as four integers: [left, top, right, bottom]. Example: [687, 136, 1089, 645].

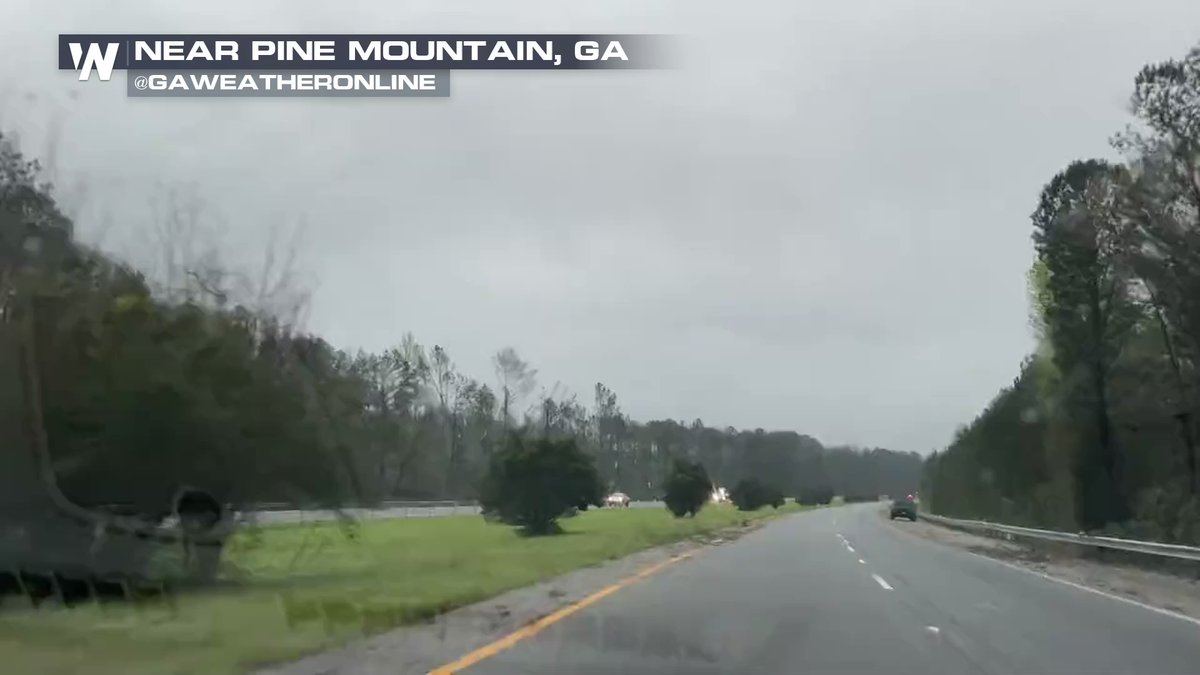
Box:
[796, 485, 835, 506]
[768, 487, 785, 509]
[663, 459, 712, 518]
[731, 478, 783, 511]
[479, 434, 604, 535]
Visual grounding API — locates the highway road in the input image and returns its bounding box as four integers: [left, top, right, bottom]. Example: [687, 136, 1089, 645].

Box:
[450, 503, 1200, 674]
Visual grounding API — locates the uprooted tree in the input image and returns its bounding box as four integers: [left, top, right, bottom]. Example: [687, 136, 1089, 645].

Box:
[0, 132, 362, 585]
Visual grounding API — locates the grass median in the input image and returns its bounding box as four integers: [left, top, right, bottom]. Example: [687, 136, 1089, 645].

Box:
[0, 501, 809, 675]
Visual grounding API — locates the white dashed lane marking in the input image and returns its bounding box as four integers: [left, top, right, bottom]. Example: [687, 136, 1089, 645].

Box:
[871, 573, 894, 591]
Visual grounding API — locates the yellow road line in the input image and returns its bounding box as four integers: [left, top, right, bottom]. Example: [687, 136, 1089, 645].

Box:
[427, 552, 695, 674]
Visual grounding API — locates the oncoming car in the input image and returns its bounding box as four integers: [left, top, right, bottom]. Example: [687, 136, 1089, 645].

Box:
[604, 492, 631, 508]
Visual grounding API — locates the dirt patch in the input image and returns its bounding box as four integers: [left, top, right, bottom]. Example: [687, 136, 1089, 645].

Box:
[885, 512, 1200, 620]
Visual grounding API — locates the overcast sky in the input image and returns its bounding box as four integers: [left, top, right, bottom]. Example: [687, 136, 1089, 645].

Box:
[2, 1, 1199, 453]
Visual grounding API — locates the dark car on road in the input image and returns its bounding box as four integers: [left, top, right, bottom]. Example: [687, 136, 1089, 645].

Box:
[889, 496, 918, 521]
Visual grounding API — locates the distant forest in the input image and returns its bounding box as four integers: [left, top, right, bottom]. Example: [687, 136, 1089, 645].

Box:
[923, 43, 1200, 544]
[0, 132, 922, 517]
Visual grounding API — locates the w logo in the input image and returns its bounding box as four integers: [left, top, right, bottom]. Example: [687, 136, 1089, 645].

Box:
[68, 42, 120, 81]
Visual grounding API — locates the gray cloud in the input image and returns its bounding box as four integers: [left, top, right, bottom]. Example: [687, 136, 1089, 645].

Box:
[3, 0, 1199, 452]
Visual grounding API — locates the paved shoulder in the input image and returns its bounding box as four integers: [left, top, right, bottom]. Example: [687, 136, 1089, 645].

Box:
[844, 506, 1200, 675]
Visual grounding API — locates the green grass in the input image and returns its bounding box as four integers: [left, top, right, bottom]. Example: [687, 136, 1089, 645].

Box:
[0, 502, 809, 675]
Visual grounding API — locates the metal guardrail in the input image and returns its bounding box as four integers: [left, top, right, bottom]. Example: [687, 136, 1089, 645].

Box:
[103, 498, 661, 526]
[245, 499, 479, 511]
[919, 512, 1200, 562]
[240, 500, 667, 523]
[235, 501, 484, 525]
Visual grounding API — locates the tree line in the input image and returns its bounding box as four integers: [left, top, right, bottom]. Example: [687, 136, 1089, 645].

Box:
[0, 131, 923, 525]
[923, 43, 1200, 543]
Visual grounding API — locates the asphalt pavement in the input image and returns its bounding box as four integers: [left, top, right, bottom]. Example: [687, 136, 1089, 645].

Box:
[450, 503, 1200, 675]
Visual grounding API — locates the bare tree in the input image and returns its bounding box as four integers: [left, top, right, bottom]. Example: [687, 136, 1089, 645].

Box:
[136, 185, 316, 340]
[492, 347, 538, 428]
[429, 345, 455, 411]
[429, 345, 461, 493]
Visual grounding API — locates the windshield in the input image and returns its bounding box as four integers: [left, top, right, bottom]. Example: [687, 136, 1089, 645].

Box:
[4, 3, 1200, 675]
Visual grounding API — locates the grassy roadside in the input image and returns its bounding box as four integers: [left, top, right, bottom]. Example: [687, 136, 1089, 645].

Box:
[0, 502, 810, 675]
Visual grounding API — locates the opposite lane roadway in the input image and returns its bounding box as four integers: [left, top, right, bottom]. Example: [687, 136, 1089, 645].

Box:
[450, 503, 1200, 674]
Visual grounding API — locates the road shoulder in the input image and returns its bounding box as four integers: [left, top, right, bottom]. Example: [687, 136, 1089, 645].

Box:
[882, 511, 1200, 622]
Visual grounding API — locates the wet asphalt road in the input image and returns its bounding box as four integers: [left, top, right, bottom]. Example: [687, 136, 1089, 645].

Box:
[457, 503, 1200, 675]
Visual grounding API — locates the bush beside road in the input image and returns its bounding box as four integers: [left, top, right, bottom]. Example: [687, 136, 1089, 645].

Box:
[0, 502, 812, 675]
